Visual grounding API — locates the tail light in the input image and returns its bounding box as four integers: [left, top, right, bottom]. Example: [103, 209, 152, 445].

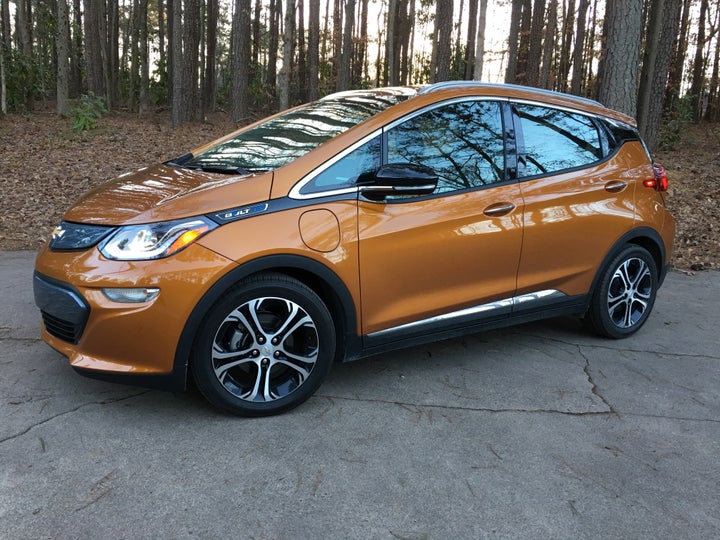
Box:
[643, 164, 669, 192]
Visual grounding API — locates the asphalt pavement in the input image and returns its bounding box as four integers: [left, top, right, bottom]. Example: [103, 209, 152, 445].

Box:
[1, 250, 719, 539]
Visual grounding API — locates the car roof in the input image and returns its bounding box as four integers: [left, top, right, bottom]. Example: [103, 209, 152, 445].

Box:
[322, 82, 637, 127]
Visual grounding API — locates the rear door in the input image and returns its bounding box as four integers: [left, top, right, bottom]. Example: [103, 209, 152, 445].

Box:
[512, 102, 638, 298]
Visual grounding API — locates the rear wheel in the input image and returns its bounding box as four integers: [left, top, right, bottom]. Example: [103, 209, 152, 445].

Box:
[586, 245, 658, 339]
[191, 273, 335, 416]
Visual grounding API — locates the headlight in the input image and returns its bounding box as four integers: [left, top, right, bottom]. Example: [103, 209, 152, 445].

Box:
[99, 217, 216, 260]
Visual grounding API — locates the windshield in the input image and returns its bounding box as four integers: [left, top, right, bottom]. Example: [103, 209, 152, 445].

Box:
[181, 91, 411, 173]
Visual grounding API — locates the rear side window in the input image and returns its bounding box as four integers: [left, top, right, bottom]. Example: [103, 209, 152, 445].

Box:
[515, 103, 602, 177]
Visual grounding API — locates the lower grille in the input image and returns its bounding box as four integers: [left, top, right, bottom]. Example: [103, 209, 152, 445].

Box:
[41, 311, 83, 344]
[34, 272, 90, 344]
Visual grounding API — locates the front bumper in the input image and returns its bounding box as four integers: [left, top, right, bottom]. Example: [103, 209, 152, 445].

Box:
[34, 243, 236, 391]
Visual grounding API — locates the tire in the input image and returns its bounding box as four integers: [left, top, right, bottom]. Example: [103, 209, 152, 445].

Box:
[585, 245, 658, 339]
[191, 273, 335, 416]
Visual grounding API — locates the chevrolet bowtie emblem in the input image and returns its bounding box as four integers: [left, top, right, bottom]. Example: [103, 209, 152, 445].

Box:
[51, 225, 66, 240]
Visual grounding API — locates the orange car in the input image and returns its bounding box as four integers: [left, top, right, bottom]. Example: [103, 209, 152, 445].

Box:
[34, 82, 675, 416]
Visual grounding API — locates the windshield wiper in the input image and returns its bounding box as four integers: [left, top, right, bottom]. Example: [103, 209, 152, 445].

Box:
[166, 158, 250, 176]
[196, 165, 251, 175]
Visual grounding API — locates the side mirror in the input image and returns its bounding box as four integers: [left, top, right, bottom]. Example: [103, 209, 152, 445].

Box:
[359, 163, 438, 199]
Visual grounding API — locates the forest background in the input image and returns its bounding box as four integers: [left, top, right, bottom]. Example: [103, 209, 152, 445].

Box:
[0, 0, 718, 271]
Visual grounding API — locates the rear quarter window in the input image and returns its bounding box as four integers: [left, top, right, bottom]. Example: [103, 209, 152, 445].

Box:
[515, 103, 603, 178]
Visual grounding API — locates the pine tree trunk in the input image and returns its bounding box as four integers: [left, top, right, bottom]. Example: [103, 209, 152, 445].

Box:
[308, 0, 320, 100]
[540, 0, 557, 88]
[638, 0, 681, 151]
[515, 0, 532, 84]
[505, 0, 522, 83]
[171, 0, 183, 126]
[473, 0, 487, 80]
[139, 0, 149, 116]
[203, 0, 217, 116]
[267, 0, 279, 90]
[434, 0, 452, 82]
[278, 0, 294, 110]
[337, 0, 354, 90]
[297, 0, 307, 101]
[556, 0, 575, 91]
[526, 0, 546, 87]
[84, 0, 105, 100]
[56, 0, 71, 116]
[232, 0, 251, 120]
[570, 0, 589, 94]
[598, 0, 643, 116]
[690, 0, 708, 121]
[665, 0, 690, 111]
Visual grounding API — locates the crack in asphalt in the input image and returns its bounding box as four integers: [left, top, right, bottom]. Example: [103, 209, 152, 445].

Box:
[0, 391, 151, 445]
[0, 336, 42, 343]
[314, 393, 720, 424]
[515, 332, 720, 361]
[577, 345, 617, 414]
[315, 393, 615, 418]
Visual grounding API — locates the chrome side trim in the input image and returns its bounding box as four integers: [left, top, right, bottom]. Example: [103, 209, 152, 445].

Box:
[367, 289, 565, 339]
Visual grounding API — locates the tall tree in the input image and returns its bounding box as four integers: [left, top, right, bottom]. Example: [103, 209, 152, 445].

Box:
[138, 0, 149, 115]
[666, 0, 691, 111]
[506, 0, 522, 83]
[637, 0, 681, 151]
[297, 0, 307, 100]
[307, 0, 320, 100]
[473, 0, 488, 80]
[171, 0, 183, 126]
[570, 0, 589, 94]
[338, 0, 355, 90]
[203, 0, 218, 116]
[232, 0, 251, 120]
[464, 0, 478, 80]
[267, 0, 280, 91]
[56, 0, 71, 116]
[278, 0, 294, 110]
[690, 0, 709, 121]
[434, 0, 453, 81]
[525, 0, 546, 86]
[556, 0, 576, 91]
[84, 0, 106, 101]
[540, 0, 558, 88]
[598, 0, 643, 116]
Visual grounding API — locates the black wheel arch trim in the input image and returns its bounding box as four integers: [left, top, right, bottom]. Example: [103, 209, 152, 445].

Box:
[172, 254, 361, 390]
[589, 227, 669, 302]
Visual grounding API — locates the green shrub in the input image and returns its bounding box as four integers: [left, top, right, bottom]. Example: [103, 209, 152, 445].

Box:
[70, 93, 108, 132]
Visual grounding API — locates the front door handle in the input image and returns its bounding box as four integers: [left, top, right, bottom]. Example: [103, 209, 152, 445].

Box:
[604, 180, 628, 193]
[483, 202, 516, 217]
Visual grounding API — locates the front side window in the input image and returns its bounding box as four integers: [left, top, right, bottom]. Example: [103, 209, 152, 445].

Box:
[386, 100, 505, 194]
[183, 93, 407, 173]
[299, 136, 381, 195]
[515, 103, 602, 177]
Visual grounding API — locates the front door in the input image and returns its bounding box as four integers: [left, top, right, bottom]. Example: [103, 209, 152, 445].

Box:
[358, 99, 524, 336]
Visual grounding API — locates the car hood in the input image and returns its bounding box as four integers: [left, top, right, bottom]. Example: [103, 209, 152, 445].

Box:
[63, 164, 273, 225]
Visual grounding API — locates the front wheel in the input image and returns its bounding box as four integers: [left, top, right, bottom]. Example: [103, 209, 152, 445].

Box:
[585, 245, 658, 339]
[191, 273, 336, 416]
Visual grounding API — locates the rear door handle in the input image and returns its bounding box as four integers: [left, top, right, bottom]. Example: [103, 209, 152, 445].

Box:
[483, 202, 516, 217]
[604, 181, 628, 193]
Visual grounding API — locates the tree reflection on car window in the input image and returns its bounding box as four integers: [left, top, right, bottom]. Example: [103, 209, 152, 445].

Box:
[185, 94, 406, 172]
[300, 136, 382, 194]
[515, 104, 602, 177]
[386, 100, 505, 194]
